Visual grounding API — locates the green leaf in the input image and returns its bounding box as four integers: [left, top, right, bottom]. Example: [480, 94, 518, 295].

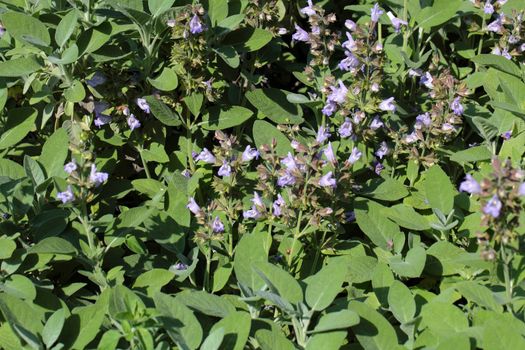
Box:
[200, 105, 253, 130]
[77, 22, 112, 55]
[66, 295, 108, 349]
[358, 177, 409, 202]
[29, 237, 77, 255]
[97, 330, 121, 350]
[1, 12, 50, 47]
[425, 241, 469, 276]
[201, 328, 225, 350]
[148, 0, 175, 17]
[0, 107, 37, 150]
[254, 262, 303, 304]
[210, 311, 251, 350]
[388, 281, 415, 324]
[312, 309, 360, 333]
[133, 268, 174, 293]
[234, 229, 270, 291]
[214, 46, 240, 68]
[421, 302, 468, 337]
[348, 301, 399, 350]
[225, 28, 273, 52]
[0, 237, 16, 259]
[39, 128, 69, 178]
[55, 11, 78, 48]
[389, 246, 426, 278]
[184, 93, 204, 117]
[255, 326, 296, 350]
[471, 54, 522, 78]
[2, 274, 37, 301]
[455, 281, 502, 312]
[483, 317, 525, 350]
[450, 145, 492, 164]
[0, 293, 44, 339]
[246, 88, 303, 124]
[23, 156, 46, 188]
[386, 204, 430, 231]
[144, 96, 182, 126]
[42, 308, 65, 348]
[423, 165, 455, 214]
[305, 261, 346, 311]
[63, 80, 86, 103]
[415, 0, 461, 30]
[154, 292, 203, 349]
[176, 290, 235, 318]
[372, 263, 395, 306]
[253, 120, 293, 156]
[148, 67, 178, 91]
[208, 0, 229, 25]
[0, 57, 42, 77]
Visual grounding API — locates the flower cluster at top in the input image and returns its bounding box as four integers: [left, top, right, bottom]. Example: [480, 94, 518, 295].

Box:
[57, 157, 109, 204]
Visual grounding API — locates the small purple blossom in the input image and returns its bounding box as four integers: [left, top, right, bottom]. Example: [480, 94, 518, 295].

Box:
[243, 206, 261, 219]
[386, 11, 407, 32]
[501, 130, 512, 140]
[405, 131, 418, 144]
[319, 171, 336, 188]
[272, 194, 285, 217]
[0, 24, 5, 37]
[323, 142, 336, 164]
[338, 52, 360, 71]
[300, 0, 316, 16]
[174, 262, 188, 271]
[277, 171, 296, 187]
[483, 195, 502, 218]
[442, 122, 455, 132]
[374, 162, 384, 175]
[187, 197, 201, 215]
[347, 147, 362, 165]
[195, 148, 216, 164]
[252, 192, 264, 207]
[379, 97, 396, 112]
[292, 24, 310, 42]
[64, 161, 77, 174]
[371, 3, 384, 22]
[327, 80, 348, 104]
[136, 98, 150, 114]
[316, 125, 331, 143]
[242, 145, 259, 162]
[94, 113, 111, 128]
[345, 211, 356, 222]
[487, 14, 504, 32]
[370, 116, 384, 130]
[451, 97, 464, 116]
[459, 174, 482, 194]
[342, 32, 357, 51]
[420, 72, 434, 89]
[57, 185, 74, 204]
[127, 114, 141, 130]
[89, 164, 108, 187]
[415, 112, 431, 129]
[484, 1, 494, 15]
[345, 20, 356, 31]
[375, 141, 389, 159]
[212, 216, 224, 233]
[86, 72, 107, 87]
[322, 102, 337, 116]
[339, 118, 353, 138]
[189, 14, 204, 34]
[218, 160, 232, 177]
[281, 152, 298, 170]
[518, 182, 525, 196]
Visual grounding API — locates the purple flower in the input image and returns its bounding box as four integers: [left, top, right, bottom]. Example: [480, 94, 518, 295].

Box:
[195, 148, 216, 164]
[272, 194, 285, 216]
[64, 161, 77, 174]
[420, 72, 434, 89]
[342, 32, 357, 51]
[281, 152, 298, 170]
[371, 3, 384, 22]
[484, 1, 494, 15]
[242, 145, 259, 162]
[189, 14, 204, 34]
[323, 142, 336, 164]
[347, 147, 362, 165]
[127, 114, 141, 130]
[345, 20, 356, 31]
[181, 169, 191, 178]
[338, 52, 360, 71]
[319, 171, 336, 188]
[86, 72, 107, 87]
[277, 171, 296, 187]
[174, 262, 188, 271]
[375, 141, 389, 159]
[374, 162, 384, 175]
[483, 195, 502, 218]
[379, 97, 396, 112]
[370, 116, 384, 130]
[252, 192, 264, 207]
[442, 123, 455, 132]
[387, 11, 407, 32]
[345, 211, 356, 222]
[501, 47, 511, 60]
[316, 125, 331, 143]
[218, 160, 232, 177]
[518, 182, 525, 196]
[459, 174, 482, 194]
[89, 164, 108, 187]
[300, 0, 316, 16]
[243, 206, 261, 219]
[0, 24, 5, 38]
[327, 80, 348, 104]
[487, 15, 504, 32]
[57, 185, 74, 204]
[292, 24, 309, 42]
[405, 131, 418, 144]
[451, 97, 464, 116]
[322, 102, 337, 116]
[136, 98, 150, 114]
[94, 113, 111, 127]
[339, 118, 353, 138]
[187, 197, 201, 215]
[311, 25, 321, 36]
[501, 130, 512, 140]
[212, 216, 224, 233]
[415, 112, 431, 129]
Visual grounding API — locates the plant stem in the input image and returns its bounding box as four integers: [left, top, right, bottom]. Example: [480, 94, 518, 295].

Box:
[500, 243, 514, 314]
[138, 148, 151, 179]
[80, 200, 95, 258]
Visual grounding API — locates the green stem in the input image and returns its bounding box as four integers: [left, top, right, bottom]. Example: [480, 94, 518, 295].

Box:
[204, 241, 212, 292]
[138, 148, 151, 179]
[287, 210, 303, 270]
[500, 243, 514, 314]
[80, 200, 95, 258]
